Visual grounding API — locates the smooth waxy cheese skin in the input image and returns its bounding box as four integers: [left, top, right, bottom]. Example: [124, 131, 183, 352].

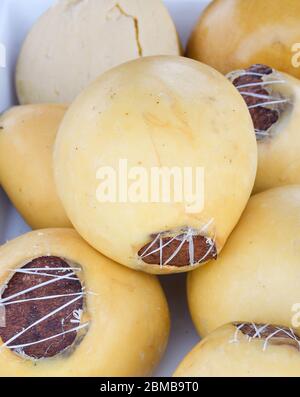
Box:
[187, 0, 300, 80]
[187, 0, 300, 78]
[0, 104, 71, 229]
[16, 0, 181, 104]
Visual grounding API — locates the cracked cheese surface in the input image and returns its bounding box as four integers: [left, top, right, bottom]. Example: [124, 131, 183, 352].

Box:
[16, 0, 181, 104]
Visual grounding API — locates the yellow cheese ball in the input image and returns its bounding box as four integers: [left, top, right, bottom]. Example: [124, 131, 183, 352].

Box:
[54, 56, 257, 274]
[0, 104, 71, 229]
[188, 186, 300, 337]
[0, 229, 170, 376]
[227, 65, 300, 193]
[187, 0, 300, 79]
[174, 323, 300, 377]
[16, 0, 181, 104]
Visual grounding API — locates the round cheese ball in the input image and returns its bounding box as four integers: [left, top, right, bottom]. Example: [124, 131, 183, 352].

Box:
[0, 229, 169, 376]
[54, 56, 257, 274]
[227, 64, 300, 193]
[187, 0, 300, 80]
[174, 323, 300, 377]
[0, 104, 71, 229]
[188, 186, 300, 337]
[16, 0, 181, 104]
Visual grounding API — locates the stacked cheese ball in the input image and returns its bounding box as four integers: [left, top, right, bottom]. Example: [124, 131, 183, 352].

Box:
[1, 0, 300, 377]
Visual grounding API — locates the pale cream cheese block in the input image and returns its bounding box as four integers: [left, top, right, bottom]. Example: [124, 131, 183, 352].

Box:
[16, 0, 181, 104]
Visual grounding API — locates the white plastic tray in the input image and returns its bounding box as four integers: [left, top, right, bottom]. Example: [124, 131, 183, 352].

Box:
[0, 0, 211, 376]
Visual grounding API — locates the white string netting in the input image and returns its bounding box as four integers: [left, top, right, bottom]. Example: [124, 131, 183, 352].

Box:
[230, 322, 300, 352]
[138, 219, 216, 268]
[227, 69, 292, 140]
[0, 263, 93, 356]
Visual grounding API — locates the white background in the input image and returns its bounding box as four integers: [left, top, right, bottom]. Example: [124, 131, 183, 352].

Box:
[0, 0, 211, 376]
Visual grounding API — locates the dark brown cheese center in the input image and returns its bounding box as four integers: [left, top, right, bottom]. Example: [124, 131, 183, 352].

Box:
[0, 256, 83, 359]
[232, 64, 280, 135]
[234, 322, 300, 351]
[139, 233, 217, 267]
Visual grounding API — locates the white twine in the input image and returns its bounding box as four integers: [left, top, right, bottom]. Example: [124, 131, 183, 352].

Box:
[263, 327, 300, 352]
[196, 236, 216, 265]
[140, 234, 177, 259]
[3, 292, 86, 306]
[0, 271, 76, 304]
[159, 235, 163, 268]
[139, 221, 216, 267]
[248, 98, 290, 109]
[230, 323, 300, 352]
[6, 322, 89, 350]
[163, 230, 190, 266]
[239, 91, 284, 101]
[236, 80, 286, 89]
[8, 268, 78, 281]
[234, 71, 269, 77]
[229, 323, 246, 344]
[0, 295, 83, 350]
[9, 267, 81, 272]
[70, 309, 83, 324]
[227, 69, 290, 120]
